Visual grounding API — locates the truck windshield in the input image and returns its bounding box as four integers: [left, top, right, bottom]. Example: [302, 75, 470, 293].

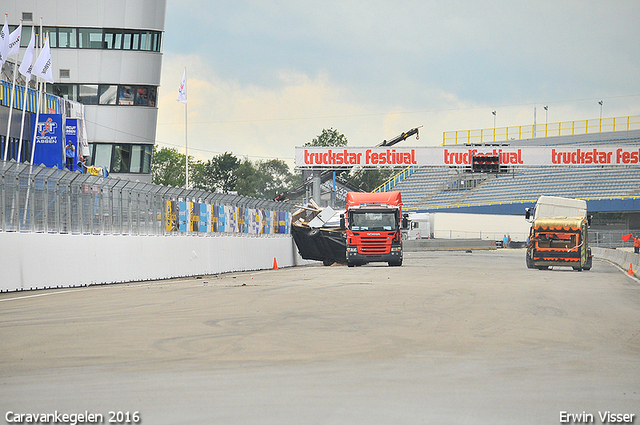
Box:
[350, 212, 396, 231]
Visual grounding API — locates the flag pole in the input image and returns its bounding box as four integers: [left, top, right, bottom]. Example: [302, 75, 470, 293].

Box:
[184, 67, 189, 189]
[3, 19, 22, 161]
[177, 67, 188, 187]
[17, 25, 35, 164]
[4, 60, 18, 160]
[29, 33, 40, 165]
[16, 79, 30, 161]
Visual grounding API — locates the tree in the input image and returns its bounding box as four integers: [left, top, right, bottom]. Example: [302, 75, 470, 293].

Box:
[305, 127, 348, 147]
[191, 152, 240, 193]
[345, 166, 404, 192]
[235, 158, 298, 199]
[255, 159, 297, 199]
[152, 146, 203, 187]
[152, 146, 187, 187]
[234, 159, 261, 197]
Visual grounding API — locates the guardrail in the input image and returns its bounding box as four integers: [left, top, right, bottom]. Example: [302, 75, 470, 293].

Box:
[443, 115, 640, 145]
[0, 160, 293, 236]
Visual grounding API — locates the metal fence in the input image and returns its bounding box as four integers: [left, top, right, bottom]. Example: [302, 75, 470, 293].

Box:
[590, 230, 640, 250]
[0, 160, 294, 236]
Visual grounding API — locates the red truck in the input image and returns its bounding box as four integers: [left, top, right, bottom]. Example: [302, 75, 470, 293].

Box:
[342, 191, 407, 267]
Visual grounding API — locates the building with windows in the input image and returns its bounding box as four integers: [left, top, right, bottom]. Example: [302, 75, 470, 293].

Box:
[1, 0, 167, 182]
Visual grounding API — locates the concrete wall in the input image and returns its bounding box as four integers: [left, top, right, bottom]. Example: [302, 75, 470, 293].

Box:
[0, 233, 302, 292]
[592, 246, 639, 276]
[404, 239, 497, 251]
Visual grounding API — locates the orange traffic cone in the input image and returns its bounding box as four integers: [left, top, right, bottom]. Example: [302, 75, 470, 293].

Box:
[273, 258, 278, 270]
[628, 263, 634, 276]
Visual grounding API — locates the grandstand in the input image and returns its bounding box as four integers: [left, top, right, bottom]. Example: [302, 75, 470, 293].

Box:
[385, 128, 640, 217]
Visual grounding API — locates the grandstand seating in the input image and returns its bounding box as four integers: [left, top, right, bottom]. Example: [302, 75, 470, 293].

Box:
[389, 130, 640, 212]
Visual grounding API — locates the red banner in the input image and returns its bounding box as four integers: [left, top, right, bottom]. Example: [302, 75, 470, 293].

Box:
[295, 146, 640, 167]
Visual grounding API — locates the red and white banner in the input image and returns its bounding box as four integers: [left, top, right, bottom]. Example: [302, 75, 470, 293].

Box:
[295, 145, 640, 167]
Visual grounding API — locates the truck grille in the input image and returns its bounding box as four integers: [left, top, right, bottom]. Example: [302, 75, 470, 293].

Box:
[360, 236, 390, 254]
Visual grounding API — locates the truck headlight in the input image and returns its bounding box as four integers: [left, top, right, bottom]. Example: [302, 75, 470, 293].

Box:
[347, 247, 357, 253]
[391, 247, 401, 252]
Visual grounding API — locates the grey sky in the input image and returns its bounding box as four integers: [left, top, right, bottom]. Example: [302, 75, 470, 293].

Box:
[156, 0, 640, 164]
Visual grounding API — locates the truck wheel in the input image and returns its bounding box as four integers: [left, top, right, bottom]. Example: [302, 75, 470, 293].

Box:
[536, 266, 550, 270]
[388, 260, 402, 267]
[583, 252, 592, 270]
[525, 251, 535, 269]
[572, 267, 583, 271]
[347, 261, 355, 268]
[323, 259, 334, 266]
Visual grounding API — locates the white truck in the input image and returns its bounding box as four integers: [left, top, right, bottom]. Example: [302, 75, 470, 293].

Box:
[525, 196, 592, 271]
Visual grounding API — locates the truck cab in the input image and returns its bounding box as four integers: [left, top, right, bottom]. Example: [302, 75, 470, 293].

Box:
[344, 191, 406, 267]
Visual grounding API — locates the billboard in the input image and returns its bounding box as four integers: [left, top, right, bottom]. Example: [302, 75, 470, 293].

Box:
[32, 114, 64, 168]
[295, 145, 640, 168]
[65, 118, 79, 172]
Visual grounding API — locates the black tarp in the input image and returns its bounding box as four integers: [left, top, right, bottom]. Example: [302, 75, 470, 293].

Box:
[291, 225, 346, 264]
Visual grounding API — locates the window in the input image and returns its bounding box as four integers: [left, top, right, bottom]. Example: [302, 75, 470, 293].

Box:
[53, 84, 78, 102]
[118, 86, 135, 105]
[78, 84, 99, 105]
[50, 84, 158, 107]
[147, 87, 157, 107]
[78, 28, 103, 49]
[140, 31, 153, 51]
[112, 145, 132, 173]
[122, 30, 140, 50]
[130, 145, 144, 173]
[350, 212, 397, 231]
[20, 26, 31, 47]
[14, 26, 161, 51]
[93, 144, 112, 170]
[88, 143, 152, 174]
[104, 29, 122, 49]
[135, 87, 149, 106]
[43, 27, 57, 48]
[59, 69, 70, 79]
[98, 85, 118, 105]
[58, 28, 77, 48]
[142, 145, 152, 173]
[152, 32, 161, 52]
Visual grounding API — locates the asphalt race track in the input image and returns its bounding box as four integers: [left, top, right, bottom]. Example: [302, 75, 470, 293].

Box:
[1, 250, 639, 425]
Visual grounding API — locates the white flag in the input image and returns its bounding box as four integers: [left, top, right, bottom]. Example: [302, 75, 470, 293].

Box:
[177, 68, 187, 104]
[6, 22, 21, 58]
[0, 18, 8, 66]
[32, 36, 54, 83]
[18, 27, 35, 79]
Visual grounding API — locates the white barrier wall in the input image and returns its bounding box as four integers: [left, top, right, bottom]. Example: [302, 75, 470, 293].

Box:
[0, 233, 302, 292]
[592, 247, 639, 276]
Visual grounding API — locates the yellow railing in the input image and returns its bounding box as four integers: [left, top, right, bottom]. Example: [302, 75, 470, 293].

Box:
[442, 115, 640, 145]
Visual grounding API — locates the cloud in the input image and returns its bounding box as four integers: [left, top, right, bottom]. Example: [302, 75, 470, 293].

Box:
[158, 0, 640, 169]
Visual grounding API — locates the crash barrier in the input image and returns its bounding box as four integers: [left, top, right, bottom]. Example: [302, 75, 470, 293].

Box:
[0, 160, 293, 236]
[404, 239, 496, 251]
[592, 247, 639, 278]
[0, 231, 302, 292]
[0, 160, 299, 292]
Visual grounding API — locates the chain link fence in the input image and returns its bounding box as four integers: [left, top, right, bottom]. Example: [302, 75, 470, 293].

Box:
[1, 160, 294, 236]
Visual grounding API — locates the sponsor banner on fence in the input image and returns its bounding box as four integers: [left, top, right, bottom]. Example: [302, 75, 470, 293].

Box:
[295, 145, 640, 167]
[164, 201, 290, 234]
